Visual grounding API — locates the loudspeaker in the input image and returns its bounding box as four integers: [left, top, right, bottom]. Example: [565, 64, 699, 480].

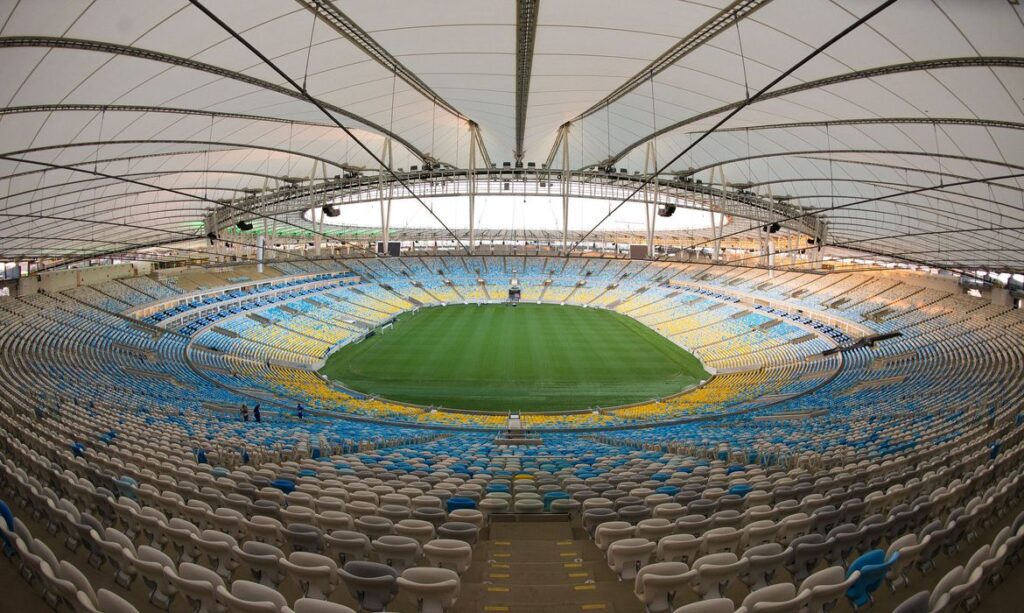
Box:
[236, 221, 253, 231]
[657, 203, 676, 217]
[321, 205, 340, 217]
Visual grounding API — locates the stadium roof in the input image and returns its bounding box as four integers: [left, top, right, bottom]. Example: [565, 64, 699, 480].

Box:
[0, 0, 1022, 271]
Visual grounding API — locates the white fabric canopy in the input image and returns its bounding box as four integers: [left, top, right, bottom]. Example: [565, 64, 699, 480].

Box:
[0, 0, 1021, 270]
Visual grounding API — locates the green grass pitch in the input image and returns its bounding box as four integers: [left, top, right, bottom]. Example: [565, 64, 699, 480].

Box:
[319, 303, 709, 413]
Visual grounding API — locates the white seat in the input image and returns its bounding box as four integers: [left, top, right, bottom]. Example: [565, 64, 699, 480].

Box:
[216, 580, 289, 613]
[886, 534, 925, 591]
[89, 527, 137, 588]
[740, 521, 778, 549]
[355, 515, 394, 539]
[372, 534, 422, 573]
[608, 537, 657, 580]
[136, 506, 169, 548]
[653, 503, 688, 522]
[324, 530, 372, 566]
[77, 588, 141, 613]
[164, 518, 202, 564]
[927, 565, 965, 612]
[634, 561, 694, 613]
[739, 543, 788, 592]
[596, 521, 636, 551]
[673, 598, 735, 613]
[292, 599, 356, 613]
[737, 581, 808, 613]
[799, 566, 860, 613]
[164, 562, 226, 613]
[58, 560, 97, 612]
[192, 529, 241, 580]
[701, 527, 742, 555]
[127, 545, 178, 609]
[692, 552, 749, 600]
[281, 505, 317, 527]
[211, 508, 247, 541]
[637, 518, 676, 541]
[279, 551, 339, 600]
[315, 511, 354, 532]
[37, 555, 79, 611]
[447, 508, 484, 527]
[338, 561, 399, 612]
[244, 515, 284, 548]
[947, 549, 988, 612]
[234, 541, 287, 588]
[397, 566, 461, 613]
[777, 513, 812, 546]
[422, 538, 474, 574]
[658, 533, 701, 565]
[436, 521, 479, 545]
[395, 519, 436, 546]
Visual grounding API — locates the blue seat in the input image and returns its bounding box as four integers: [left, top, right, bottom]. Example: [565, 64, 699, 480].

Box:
[271, 479, 296, 495]
[728, 484, 753, 498]
[0, 500, 14, 555]
[116, 476, 138, 500]
[446, 497, 476, 513]
[846, 549, 899, 609]
[543, 491, 569, 510]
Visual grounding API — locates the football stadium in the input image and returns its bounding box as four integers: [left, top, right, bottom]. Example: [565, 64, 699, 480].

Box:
[0, 2, 1023, 612]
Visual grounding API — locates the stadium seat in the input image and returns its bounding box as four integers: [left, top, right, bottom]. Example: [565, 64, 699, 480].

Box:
[397, 567, 461, 613]
[338, 561, 399, 612]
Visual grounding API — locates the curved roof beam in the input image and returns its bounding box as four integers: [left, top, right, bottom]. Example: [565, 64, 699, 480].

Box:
[603, 56, 1024, 165]
[696, 116, 1024, 134]
[773, 199, 1024, 254]
[295, 0, 482, 163]
[795, 155, 1024, 194]
[735, 178, 1024, 222]
[0, 36, 428, 161]
[0, 153, 381, 260]
[0, 148, 247, 183]
[0, 207, 335, 269]
[683, 148, 1024, 176]
[1, 139, 349, 173]
[681, 171, 1024, 258]
[2, 172, 293, 217]
[0, 104, 335, 129]
[188, 0, 471, 254]
[569, 0, 771, 124]
[514, 0, 539, 162]
[820, 216, 1023, 256]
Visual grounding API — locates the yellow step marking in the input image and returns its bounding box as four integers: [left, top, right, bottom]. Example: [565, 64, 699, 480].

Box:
[559, 551, 578, 557]
[557, 540, 573, 545]
[486, 587, 510, 594]
[574, 584, 596, 591]
[484, 605, 510, 610]
[494, 552, 511, 558]
[568, 572, 589, 578]
[581, 604, 606, 610]
[495, 541, 511, 545]
[563, 563, 583, 568]
[490, 563, 510, 569]
[489, 573, 510, 579]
